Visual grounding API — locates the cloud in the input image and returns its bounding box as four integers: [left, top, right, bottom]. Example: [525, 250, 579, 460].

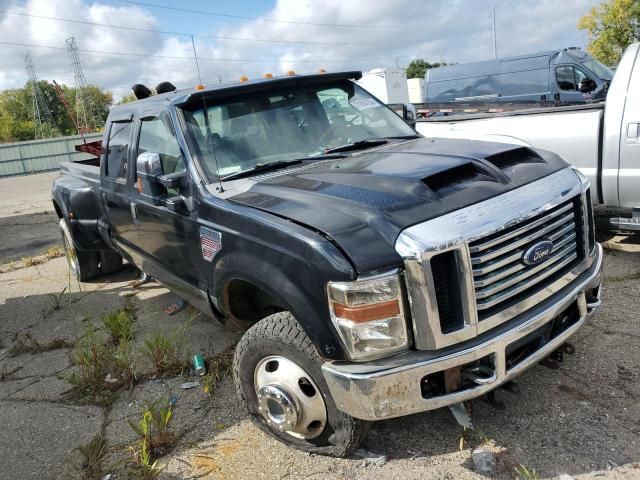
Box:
[0, 0, 599, 100]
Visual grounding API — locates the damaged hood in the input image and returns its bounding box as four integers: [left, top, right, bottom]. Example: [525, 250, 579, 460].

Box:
[228, 138, 568, 273]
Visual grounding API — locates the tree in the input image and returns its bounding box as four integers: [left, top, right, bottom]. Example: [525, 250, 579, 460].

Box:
[118, 93, 138, 105]
[578, 0, 640, 66]
[405, 59, 446, 79]
[0, 81, 114, 142]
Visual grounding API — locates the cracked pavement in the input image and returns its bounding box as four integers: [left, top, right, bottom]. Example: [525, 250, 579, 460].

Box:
[0, 172, 639, 479]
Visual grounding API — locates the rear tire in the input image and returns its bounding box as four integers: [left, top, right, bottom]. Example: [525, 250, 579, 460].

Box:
[233, 311, 370, 457]
[59, 218, 99, 282]
[99, 249, 123, 275]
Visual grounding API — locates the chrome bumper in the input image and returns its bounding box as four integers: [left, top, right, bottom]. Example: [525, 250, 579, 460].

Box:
[321, 244, 603, 421]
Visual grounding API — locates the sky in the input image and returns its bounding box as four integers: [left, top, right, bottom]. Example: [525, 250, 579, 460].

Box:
[0, 0, 600, 100]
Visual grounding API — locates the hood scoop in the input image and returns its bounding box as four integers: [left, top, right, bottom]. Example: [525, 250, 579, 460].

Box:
[485, 146, 545, 170]
[422, 162, 499, 195]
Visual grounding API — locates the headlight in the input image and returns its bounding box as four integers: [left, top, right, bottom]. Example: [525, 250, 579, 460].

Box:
[327, 272, 409, 361]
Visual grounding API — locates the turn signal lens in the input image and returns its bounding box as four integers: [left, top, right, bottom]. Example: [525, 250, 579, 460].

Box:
[327, 272, 408, 360]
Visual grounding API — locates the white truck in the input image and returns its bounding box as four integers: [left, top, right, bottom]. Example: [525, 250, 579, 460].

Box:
[416, 43, 640, 230]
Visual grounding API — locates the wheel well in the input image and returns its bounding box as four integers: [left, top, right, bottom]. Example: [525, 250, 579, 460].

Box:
[52, 200, 63, 219]
[226, 279, 285, 327]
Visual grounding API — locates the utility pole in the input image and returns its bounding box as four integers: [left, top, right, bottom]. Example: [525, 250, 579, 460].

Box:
[491, 5, 498, 59]
[24, 51, 59, 139]
[66, 37, 98, 134]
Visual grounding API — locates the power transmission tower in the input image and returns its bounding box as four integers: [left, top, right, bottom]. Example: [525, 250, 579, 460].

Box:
[24, 51, 60, 139]
[66, 37, 99, 134]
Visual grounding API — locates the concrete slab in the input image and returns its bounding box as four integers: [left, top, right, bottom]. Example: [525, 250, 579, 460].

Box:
[0, 400, 102, 480]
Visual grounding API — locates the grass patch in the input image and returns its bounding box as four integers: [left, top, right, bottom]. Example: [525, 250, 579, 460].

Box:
[141, 320, 191, 377]
[44, 245, 64, 260]
[127, 401, 176, 478]
[73, 433, 106, 480]
[202, 348, 234, 396]
[10, 332, 73, 355]
[21, 256, 41, 267]
[66, 328, 136, 405]
[0, 261, 17, 273]
[103, 307, 135, 344]
[514, 464, 540, 480]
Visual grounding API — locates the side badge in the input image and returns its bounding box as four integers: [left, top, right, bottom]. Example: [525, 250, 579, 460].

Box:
[199, 226, 222, 262]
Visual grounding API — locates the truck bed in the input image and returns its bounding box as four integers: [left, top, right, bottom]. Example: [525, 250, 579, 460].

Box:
[417, 102, 604, 122]
[59, 159, 100, 184]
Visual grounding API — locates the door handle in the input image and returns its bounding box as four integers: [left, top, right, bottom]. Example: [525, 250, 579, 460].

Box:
[627, 122, 640, 143]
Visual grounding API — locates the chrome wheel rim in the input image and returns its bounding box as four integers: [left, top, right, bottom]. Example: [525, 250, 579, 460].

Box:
[254, 355, 327, 439]
[60, 221, 79, 278]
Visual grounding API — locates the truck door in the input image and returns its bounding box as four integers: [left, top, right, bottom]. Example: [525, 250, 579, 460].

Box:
[618, 55, 640, 207]
[130, 114, 202, 295]
[101, 118, 138, 249]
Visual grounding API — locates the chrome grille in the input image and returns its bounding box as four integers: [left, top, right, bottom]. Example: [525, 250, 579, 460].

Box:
[469, 199, 582, 319]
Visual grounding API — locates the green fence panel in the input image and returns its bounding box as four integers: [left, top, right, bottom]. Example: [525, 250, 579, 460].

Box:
[0, 133, 102, 177]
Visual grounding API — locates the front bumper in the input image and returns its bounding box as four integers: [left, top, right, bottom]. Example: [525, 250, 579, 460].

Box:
[321, 243, 603, 421]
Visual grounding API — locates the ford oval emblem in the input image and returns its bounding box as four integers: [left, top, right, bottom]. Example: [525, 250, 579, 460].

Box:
[522, 240, 554, 266]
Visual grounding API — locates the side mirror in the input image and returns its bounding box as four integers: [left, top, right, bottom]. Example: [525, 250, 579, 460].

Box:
[578, 79, 596, 93]
[136, 151, 163, 177]
[135, 151, 165, 203]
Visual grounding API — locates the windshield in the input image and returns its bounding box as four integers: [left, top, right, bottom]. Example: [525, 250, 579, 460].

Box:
[582, 59, 614, 80]
[180, 80, 415, 181]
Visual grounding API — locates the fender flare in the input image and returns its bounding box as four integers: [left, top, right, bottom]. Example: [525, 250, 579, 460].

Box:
[211, 251, 348, 360]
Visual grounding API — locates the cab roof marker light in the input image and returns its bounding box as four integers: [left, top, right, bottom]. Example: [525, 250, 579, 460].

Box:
[195, 84, 205, 91]
[286, 70, 296, 76]
[264, 73, 273, 79]
[239, 75, 249, 82]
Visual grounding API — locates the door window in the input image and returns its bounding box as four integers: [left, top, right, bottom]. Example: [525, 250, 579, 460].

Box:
[556, 66, 576, 90]
[138, 117, 184, 175]
[106, 121, 132, 178]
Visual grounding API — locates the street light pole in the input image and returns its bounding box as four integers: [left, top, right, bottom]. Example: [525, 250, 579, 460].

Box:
[492, 5, 498, 59]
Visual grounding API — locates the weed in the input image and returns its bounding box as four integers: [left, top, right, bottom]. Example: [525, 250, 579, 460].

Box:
[111, 339, 137, 390]
[141, 319, 191, 376]
[103, 308, 135, 344]
[10, 332, 73, 356]
[21, 256, 39, 267]
[73, 433, 106, 479]
[514, 464, 540, 480]
[128, 401, 176, 456]
[42, 287, 68, 318]
[0, 261, 16, 273]
[44, 245, 64, 260]
[127, 401, 175, 477]
[67, 327, 115, 405]
[202, 348, 234, 396]
[127, 440, 161, 480]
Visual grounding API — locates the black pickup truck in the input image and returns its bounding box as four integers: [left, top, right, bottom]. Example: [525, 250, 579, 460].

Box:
[53, 71, 603, 456]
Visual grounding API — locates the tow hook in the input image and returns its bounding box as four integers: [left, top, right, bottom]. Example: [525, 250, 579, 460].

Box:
[462, 365, 497, 385]
[539, 342, 576, 369]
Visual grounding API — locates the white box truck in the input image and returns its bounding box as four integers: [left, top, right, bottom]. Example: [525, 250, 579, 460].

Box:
[357, 68, 410, 104]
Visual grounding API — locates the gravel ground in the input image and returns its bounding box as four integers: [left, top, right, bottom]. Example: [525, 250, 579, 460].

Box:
[0, 172, 639, 479]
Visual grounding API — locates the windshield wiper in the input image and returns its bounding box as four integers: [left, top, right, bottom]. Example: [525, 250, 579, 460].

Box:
[221, 160, 302, 182]
[220, 153, 348, 182]
[323, 138, 388, 154]
[384, 134, 422, 140]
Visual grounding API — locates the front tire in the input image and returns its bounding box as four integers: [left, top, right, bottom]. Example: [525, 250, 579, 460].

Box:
[59, 218, 99, 282]
[233, 312, 370, 457]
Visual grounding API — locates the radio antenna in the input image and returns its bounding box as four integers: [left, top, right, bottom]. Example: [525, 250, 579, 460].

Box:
[191, 35, 224, 193]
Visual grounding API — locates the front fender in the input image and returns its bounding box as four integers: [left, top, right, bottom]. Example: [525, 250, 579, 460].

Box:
[212, 249, 349, 360]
